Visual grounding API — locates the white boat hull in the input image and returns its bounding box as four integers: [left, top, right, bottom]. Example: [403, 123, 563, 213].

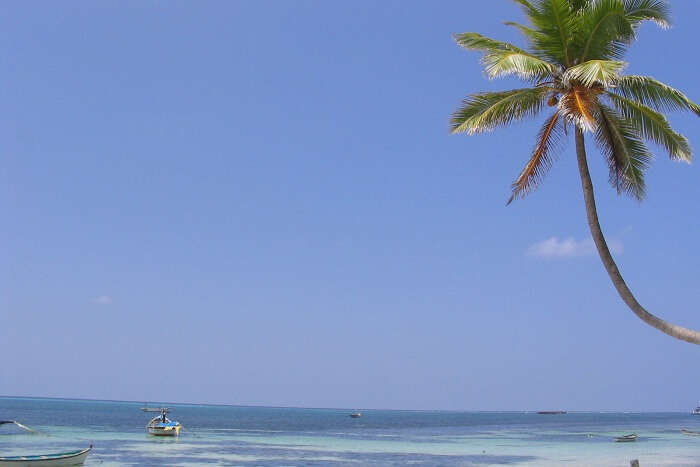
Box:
[0, 446, 91, 466]
[147, 424, 181, 436]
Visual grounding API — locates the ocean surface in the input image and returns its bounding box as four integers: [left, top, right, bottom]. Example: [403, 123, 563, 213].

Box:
[0, 397, 699, 466]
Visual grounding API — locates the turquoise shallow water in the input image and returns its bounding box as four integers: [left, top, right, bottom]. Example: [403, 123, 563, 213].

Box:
[1, 397, 699, 466]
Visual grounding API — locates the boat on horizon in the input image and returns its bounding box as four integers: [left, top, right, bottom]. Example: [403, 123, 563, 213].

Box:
[0, 445, 91, 466]
[615, 433, 637, 442]
[141, 407, 181, 436]
[536, 410, 567, 415]
[692, 405, 700, 415]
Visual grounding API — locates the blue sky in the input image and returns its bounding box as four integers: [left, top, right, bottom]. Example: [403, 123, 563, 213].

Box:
[1, 1, 699, 411]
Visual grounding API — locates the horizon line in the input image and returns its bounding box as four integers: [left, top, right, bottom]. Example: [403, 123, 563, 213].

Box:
[0, 394, 689, 414]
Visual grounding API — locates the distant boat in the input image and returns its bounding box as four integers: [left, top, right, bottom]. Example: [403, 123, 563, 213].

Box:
[692, 405, 700, 415]
[349, 412, 362, 418]
[0, 445, 91, 466]
[615, 433, 637, 442]
[681, 428, 700, 436]
[537, 411, 567, 415]
[141, 407, 181, 436]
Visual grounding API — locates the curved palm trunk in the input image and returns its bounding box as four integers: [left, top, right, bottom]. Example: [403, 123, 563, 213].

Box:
[574, 128, 700, 345]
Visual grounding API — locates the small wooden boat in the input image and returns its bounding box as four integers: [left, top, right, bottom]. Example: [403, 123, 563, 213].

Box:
[0, 445, 91, 466]
[142, 407, 181, 436]
[349, 412, 361, 418]
[615, 433, 637, 442]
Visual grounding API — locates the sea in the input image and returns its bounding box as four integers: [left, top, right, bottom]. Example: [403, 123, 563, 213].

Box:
[0, 397, 698, 466]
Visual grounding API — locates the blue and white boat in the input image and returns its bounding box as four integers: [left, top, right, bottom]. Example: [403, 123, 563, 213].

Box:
[141, 408, 181, 436]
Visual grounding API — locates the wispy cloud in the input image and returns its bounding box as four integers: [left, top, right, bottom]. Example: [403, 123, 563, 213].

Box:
[94, 295, 113, 305]
[527, 236, 623, 259]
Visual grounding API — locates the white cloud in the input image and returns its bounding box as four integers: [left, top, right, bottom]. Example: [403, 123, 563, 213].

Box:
[94, 295, 113, 305]
[527, 236, 623, 259]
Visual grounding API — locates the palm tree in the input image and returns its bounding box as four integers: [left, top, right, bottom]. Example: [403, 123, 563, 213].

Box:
[451, 0, 700, 344]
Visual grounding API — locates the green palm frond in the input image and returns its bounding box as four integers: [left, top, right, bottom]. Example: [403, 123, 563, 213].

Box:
[576, 0, 632, 61]
[451, 87, 549, 135]
[482, 52, 557, 80]
[624, 0, 670, 29]
[594, 103, 652, 199]
[512, 0, 538, 10]
[612, 75, 700, 116]
[512, 0, 579, 66]
[606, 91, 691, 162]
[575, 0, 670, 62]
[454, 32, 557, 80]
[508, 111, 565, 203]
[568, 0, 589, 12]
[562, 60, 626, 87]
[454, 32, 528, 53]
[503, 21, 554, 62]
[503, 21, 542, 41]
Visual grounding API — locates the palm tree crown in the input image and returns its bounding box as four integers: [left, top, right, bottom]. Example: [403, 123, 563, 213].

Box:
[451, 0, 699, 203]
[452, 0, 700, 344]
